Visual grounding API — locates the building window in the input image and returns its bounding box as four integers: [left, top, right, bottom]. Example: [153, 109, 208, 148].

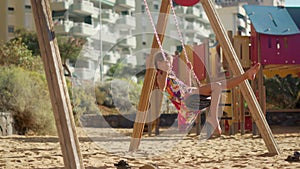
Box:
[141, 5, 145, 13]
[8, 7, 14, 11]
[8, 25, 14, 33]
[25, 5, 31, 12]
[121, 11, 129, 16]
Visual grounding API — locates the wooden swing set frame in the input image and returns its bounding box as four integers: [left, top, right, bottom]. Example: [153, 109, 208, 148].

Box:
[30, 0, 279, 168]
[129, 0, 280, 155]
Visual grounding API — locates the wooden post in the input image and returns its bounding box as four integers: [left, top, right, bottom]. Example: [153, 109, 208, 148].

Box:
[201, 0, 280, 155]
[129, 0, 171, 151]
[30, 0, 84, 168]
[240, 91, 245, 135]
[148, 89, 164, 136]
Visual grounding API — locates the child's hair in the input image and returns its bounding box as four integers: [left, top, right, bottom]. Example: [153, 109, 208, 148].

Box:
[154, 52, 172, 69]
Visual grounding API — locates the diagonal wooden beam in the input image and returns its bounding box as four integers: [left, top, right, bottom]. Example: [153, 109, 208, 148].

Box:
[201, 0, 280, 155]
[129, 0, 171, 151]
[30, 0, 84, 168]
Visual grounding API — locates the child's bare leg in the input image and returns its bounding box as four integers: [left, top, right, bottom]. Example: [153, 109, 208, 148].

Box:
[223, 63, 261, 89]
[205, 82, 222, 134]
[194, 63, 261, 96]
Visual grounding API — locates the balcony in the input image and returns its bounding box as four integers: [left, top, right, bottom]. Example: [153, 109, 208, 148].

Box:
[71, 0, 97, 16]
[185, 35, 201, 44]
[101, 30, 117, 44]
[115, 0, 135, 12]
[237, 18, 246, 29]
[80, 47, 100, 60]
[117, 37, 136, 48]
[122, 54, 137, 66]
[196, 27, 211, 38]
[90, 29, 117, 51]
[103, 53, 119, 64]
[53, 20, 74, 34]
[50, 0, 70, 11]
[185, 7, 200, 18]
[73, 68, 95, 80]
[175, 6, 185, 17]
[91, 0, 116, 7]
[183, 22, 211, 38]
[197, 12, 209, 24]
[71, 22, 96, 37]
[101, 10, 119, 24]
[116, 15, 135, 29]
[184, 22, 200, 33]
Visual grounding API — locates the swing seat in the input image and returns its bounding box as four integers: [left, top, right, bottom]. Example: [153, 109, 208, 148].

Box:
[184, 94, 211, 111]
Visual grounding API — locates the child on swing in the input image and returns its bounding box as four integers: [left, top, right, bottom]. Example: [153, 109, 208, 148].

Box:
[153, 51, 261, 136]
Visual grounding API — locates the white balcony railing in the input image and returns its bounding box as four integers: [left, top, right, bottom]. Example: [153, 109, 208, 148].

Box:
[116, 15, 136, 29]
[237, 18, 246, 29]
[101, 30, 117, 44]
[53, 20, 74, 34]
[103, 53, 118, 64]
[182, 21, 211, 38]
[101, 10, 119, 23]
[72, 0, 97, 16]
[73, 68, 95, 80]
[71, 22, 95, 37]
[185, 6, 200, 18]
[50, 1, 70, 11]
[175, 6, 185, 16]
[198, 12, 209, 24]
[117, 37, 136, 48]
[115, 0, 135, 11]
[80, 47, 100, 60]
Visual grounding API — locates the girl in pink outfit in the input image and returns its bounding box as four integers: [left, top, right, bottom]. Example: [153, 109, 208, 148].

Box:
[153, 52, 261, 136]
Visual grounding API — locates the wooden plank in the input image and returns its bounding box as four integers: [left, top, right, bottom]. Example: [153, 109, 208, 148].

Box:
[30, 0, 84, 168]
[201, 0, 280, 155]
[129, 0, 171, 151]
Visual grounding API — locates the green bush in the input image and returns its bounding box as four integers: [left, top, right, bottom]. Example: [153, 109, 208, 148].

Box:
[70, 83, 100, 125]
[94, 78, 142, 114]
[265, 74, 300, 109]
[0, 66, 56, 135]
[0, 38, 43, 72]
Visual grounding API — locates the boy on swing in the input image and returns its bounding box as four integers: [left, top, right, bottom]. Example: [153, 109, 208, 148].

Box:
[153, 51, 261, 137]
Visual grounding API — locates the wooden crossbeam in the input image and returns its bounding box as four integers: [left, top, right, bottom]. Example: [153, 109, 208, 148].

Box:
[201, 0, 280, 155]
[30, 0, 84, 168]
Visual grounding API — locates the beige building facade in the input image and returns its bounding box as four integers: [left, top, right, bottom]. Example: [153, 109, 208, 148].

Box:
[0, 0, 35, 42]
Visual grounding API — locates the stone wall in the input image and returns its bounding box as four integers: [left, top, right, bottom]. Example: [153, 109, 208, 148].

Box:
[0, 112, 13, 136]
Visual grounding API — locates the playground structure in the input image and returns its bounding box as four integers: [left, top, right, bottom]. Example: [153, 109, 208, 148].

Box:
[130, 0, 279, 155]
[147, 5, 300, 136]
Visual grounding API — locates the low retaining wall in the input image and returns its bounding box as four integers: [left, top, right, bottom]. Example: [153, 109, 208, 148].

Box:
[0, 112, 13, 136]
[81, 110, 300, 128]
[266, 110, 300, 126]
[80, 113, 178, 128]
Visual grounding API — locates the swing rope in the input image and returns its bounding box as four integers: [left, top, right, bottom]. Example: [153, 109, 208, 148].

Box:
[143, 0, 202, 87]
[142, 0, 167, 60]
[169, 0, 201, 86]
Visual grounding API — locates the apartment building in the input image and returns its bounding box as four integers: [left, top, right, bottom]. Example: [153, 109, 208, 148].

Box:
[214, 0, 285, 6]
[50, 0, 136, 81]
[217, 4, 250, 36]
[216, 0, 285, 36]
[0, 0, 213, 81]
[135, 0, 212, 65]
[0, 0, 35, 42]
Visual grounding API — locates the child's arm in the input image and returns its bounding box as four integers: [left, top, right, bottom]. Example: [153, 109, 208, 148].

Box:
[156, 70, 168, 91]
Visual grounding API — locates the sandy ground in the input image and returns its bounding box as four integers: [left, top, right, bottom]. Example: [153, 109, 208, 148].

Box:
[0, 126, 300, 169]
